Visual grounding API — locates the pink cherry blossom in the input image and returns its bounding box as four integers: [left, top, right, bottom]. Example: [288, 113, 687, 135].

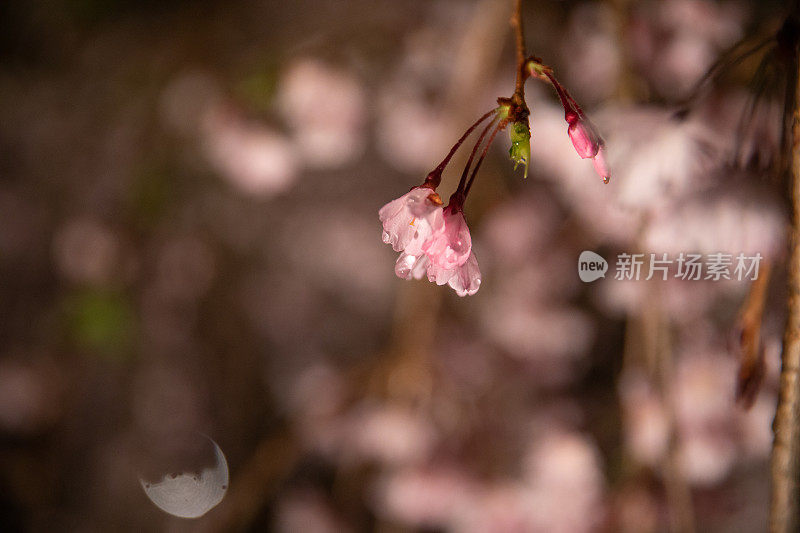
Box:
[424, 250, 481, 297]
[379, 187, 443, 253]
[380, 193, 481, 296]
[394, 252, 429, 280]
[447, 253, 481, 297]
[425, 260, 456, 286]
[421, 207, 472, 270]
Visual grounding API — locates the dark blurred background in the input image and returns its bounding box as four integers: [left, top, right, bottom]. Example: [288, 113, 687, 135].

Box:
[0, 0, 794, 531]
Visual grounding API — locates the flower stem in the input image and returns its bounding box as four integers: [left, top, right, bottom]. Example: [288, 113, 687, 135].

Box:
[464, 121, 504, 198]
[452, 116, 500, 204]
[424, 109, 497, 189]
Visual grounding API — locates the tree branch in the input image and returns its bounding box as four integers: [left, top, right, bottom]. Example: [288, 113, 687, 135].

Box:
[770, 19, 800, 533]
[511, 0, 526, 101]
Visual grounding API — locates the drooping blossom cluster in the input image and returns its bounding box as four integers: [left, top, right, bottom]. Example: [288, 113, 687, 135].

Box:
[380, 58, 609, 296]
[380, 186, 481, 297]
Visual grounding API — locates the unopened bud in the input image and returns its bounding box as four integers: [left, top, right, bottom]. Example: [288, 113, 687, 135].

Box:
[508, 120, 531, 176]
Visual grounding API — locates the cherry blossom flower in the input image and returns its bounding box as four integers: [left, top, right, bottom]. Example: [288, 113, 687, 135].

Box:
[394, 252, 429, 281]
[446, 252, 481, 297]
[421, 206, 472, 270]
[419, 206, 482, 295]
[425, 249, 480, 289]
[379, 187, 443, 253]
[380, 190, 481, 296]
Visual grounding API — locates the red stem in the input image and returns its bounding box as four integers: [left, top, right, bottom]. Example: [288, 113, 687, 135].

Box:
[424, 109, 496, 188]
[464, 121, 504, 198]
[452, 116, 500, 201]
[543, 70, 583, 120]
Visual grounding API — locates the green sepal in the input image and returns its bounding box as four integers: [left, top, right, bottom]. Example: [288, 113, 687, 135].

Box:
[508, 120, 530, 177]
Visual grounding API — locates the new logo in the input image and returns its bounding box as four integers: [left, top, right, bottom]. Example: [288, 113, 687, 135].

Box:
[578, 251, 608, 282]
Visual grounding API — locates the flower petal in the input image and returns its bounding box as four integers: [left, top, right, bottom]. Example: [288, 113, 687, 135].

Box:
[379, 187, 442, 252]
[422, 207, 472, 269]
[395, 252, 429, 280]
[447, 252, 481, 296]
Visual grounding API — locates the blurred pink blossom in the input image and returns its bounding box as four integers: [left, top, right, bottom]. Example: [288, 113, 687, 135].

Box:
[377, 94, 448, 172]
[596, 106, 719, 213]
[630, 0, 746, 96]
[457, 483, 536, 533]
[201, 106, 299, 197]
[346, 404, 436, 466]
[52, 217, 121, 286]
[619, 371, 669, 466]
[0, 358, 61, 435]
[284, 207, 394, 307]
[620, 337, 774, 488]
[560, 3, 621, 102]
[644, 183, 786, 259]
[159, 70, 220, 135]
[523, 431, 606, 533]
[373, 467, 478, 529]
[276, 58, 365, 169]
[274, 490, 348, 533]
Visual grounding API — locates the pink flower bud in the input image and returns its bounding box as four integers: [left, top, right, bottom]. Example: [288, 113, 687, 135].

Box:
[567, 118, 600, 160]
[592, 146, 611, 184]
[544, 70, 610, 183]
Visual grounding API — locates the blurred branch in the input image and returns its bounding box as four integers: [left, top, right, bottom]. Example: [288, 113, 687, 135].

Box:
[444, 0, 510, 126]
[735, 260, 771, 408]
[645, 281, 696, 533]
[771, 14, 800, 531]
[609, 0, 636, 102]
[195, 429, 300, 533]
